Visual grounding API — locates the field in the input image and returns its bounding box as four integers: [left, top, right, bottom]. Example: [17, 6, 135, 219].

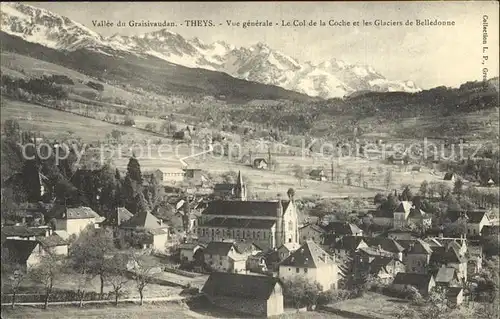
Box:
[1, 293, 407, 319]
[1, 97, 451, 200]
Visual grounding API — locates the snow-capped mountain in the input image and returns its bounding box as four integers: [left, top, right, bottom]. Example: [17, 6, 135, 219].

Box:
[0, 2, 421, 98]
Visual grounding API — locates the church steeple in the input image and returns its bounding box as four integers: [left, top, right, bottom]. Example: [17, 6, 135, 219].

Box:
[234, 171, 247, 201]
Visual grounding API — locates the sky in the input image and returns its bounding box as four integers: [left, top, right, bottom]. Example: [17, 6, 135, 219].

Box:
[30, 1, 499, 89]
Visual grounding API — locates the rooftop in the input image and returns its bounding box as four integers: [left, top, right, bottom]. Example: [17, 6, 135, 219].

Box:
[202, 200, 291, 218]
[203, 217, 276, 229]
[280, 240, 333, 268]
[202, 272, 282, 300]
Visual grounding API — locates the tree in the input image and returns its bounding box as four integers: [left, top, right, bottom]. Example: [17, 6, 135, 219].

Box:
[292, 165, 306, 186]
[374, 193, 387, 205]
[68, 226, 116, 300]
[3, 119, 20, 140]
[30, 252, 62, 309]
[345, 169, 354, 186]
[104, 253, 130, 306]
[130, 254, 155, 306]
[283, 276, 323, 310]
[126, 157, 143, 183]
[401, 185, 414, 201]
[437, 183, 451, 200]
[419, 180, 429, 198]
[453, 178, 464, 199]
[3, 262, 29, 308]
[145, 123, 156, 132]
[384, 170, 393, 190]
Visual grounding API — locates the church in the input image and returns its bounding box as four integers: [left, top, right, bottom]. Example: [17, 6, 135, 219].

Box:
[197, 172, 299, 250]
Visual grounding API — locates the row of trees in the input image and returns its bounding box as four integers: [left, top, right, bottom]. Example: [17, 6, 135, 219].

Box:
[1, 74, 68, 99]
[2, 226, 155, 309]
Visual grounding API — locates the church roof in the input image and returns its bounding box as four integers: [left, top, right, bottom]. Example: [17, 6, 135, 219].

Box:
[202, 200, 290, 218]
[203, 217, 276, 229]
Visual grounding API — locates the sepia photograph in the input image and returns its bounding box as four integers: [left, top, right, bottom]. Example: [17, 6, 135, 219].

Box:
[0, 1, 498, 318]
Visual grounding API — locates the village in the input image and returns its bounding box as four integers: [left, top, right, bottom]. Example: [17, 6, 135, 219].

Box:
[1, 136, 499, 318]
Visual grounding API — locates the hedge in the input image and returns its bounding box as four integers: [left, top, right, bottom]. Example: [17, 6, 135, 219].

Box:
[164, 267, 200, 278]
[1, 290, 114, 304]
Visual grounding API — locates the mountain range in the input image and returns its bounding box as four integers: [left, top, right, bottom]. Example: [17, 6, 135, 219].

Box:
[0, 2, 421, 98]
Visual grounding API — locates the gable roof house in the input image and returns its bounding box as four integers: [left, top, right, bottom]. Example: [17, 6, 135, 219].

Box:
[370, 208, 395, 227]
[253, 158, 268, 170]
[202, 272, 284, 317]
[392, 273, 436, 296]
[118, 210, 170, 251]
[404, 239, 433, 274]
[368, 256, 406, 284]
[361, 237, 405, 261]
[309, 169, 327, 181]
[429, 245, 468, 282]
[299, 223, 326, 244]
[446, 210, 491, 237]
[443, 172, 456, 182]
[435, 266, 461, 288]
[279, 240, 338, 291]
[393, 201, 430, 228]
[2, 234, 68, 271]
[52, 206, 102, 236]
[203, 241, 261, 273]
[103, 207, 134, 228]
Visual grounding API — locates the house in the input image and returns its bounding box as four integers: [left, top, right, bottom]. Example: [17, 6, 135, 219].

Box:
[253, 158, 268, 170]
[1, 225, 38, 241]
[279, 240, 338, 292]
[52, 206, 102, 236]
[198, 188, 299, 250]
[309, 169, 327, 181]
[392, 273, 436, 296]
[446, 210, 491, 236]
[161, 168, 185, 183]
[183, 168, 208, 185]
[202, 272, 284, 317]
[324, 235, 367, 258]
[103, 207, 133, 227]
[407, 207, 432, 228]
[212, 171, 247, 201]
[323, 221, 363, 237]
[443, 173, 456, 182]
[142, 169, 164, 183]
[385, 228, 418, 241]
[2, 234, 68, 271]
[481, 225, 500, 237]
[247, 251, 269, 273]
[446, 287, 464, 306]
[178, 242, 205, 264]
[370, 209, 394, 227]
[361, 237, 405, 261]
[277, 242, 301, 261]
[356, 246, 394, 265]
[368, 256, 405, 284]
[404, 239, 433, 274]
[435, 266, 461, 287]
[393, 201, 432, 228]
[486, 178, 495, 187]
[203, 241, 261, 273]
[429, 245, 467, 282]
[299, 223, 326, 244]
[118, 210, 170, 251]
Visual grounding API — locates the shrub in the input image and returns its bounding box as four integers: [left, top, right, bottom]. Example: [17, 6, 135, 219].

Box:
[86, 81, 104, 91]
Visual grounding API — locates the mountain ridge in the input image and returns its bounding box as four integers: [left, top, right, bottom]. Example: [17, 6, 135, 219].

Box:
[1, 2, 421, 98]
